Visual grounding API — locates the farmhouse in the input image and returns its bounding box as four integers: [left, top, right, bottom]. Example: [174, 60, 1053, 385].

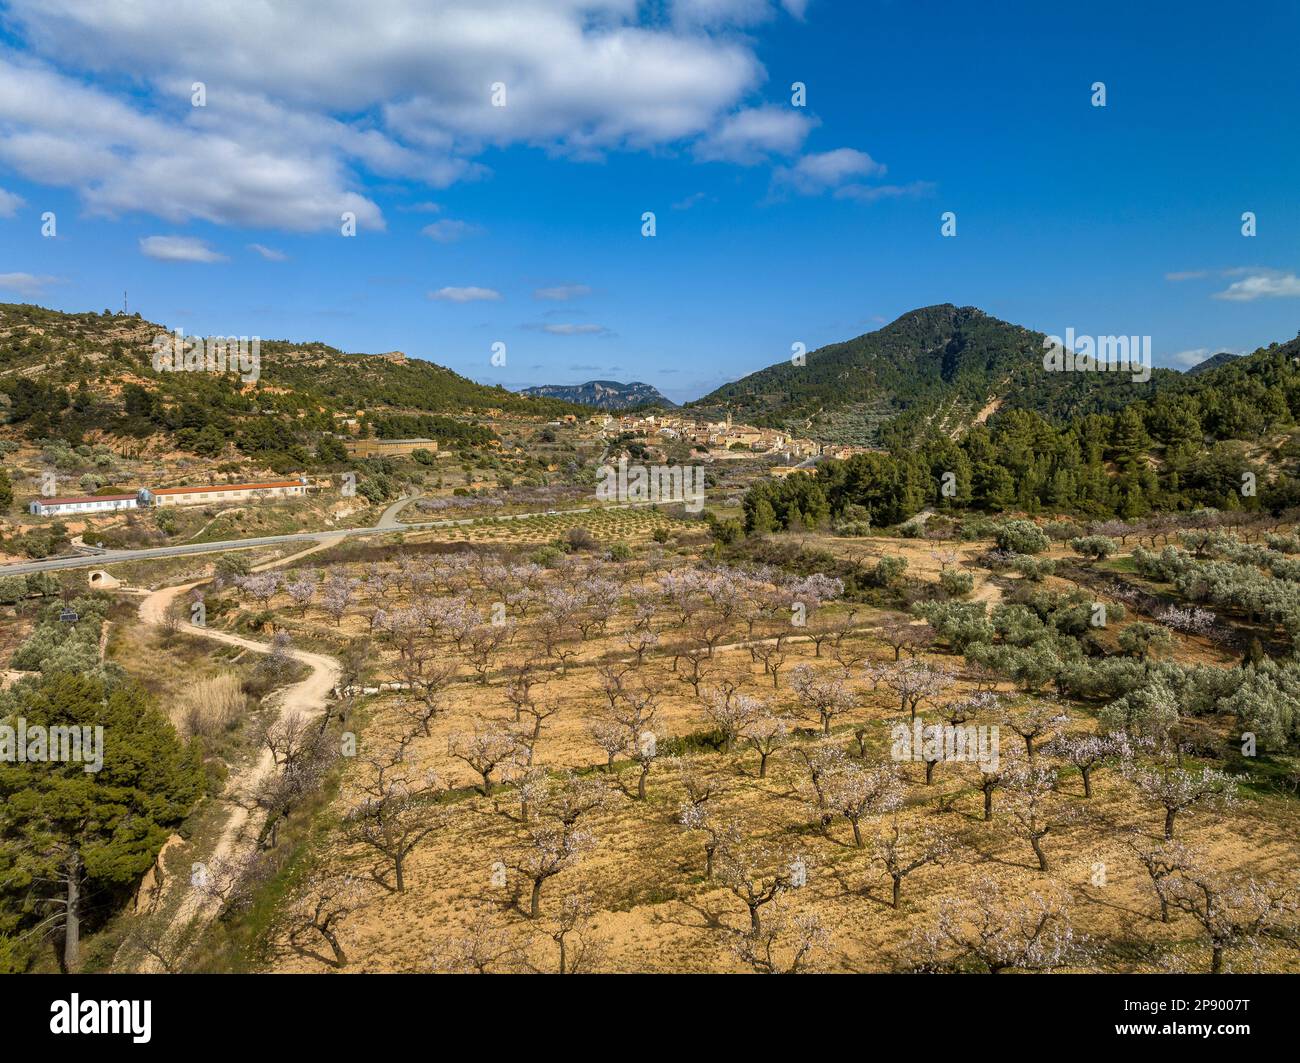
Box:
[147, 479, 309, 507]
[29, 491, 145, 517]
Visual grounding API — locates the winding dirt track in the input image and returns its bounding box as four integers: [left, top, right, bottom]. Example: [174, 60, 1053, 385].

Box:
[126, 548, 342, 971]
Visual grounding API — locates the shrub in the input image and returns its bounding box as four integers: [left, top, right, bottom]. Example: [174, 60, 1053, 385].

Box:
[1069, 535, 1117, 563]
[995, 520, 1050, 555]
[939, 569, 974, 598]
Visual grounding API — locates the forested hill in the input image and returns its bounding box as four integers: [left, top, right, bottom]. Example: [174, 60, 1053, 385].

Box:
[743, 330, 1300, 529]
[0, 303, 584, 460]
[690, 304, 1180, 444]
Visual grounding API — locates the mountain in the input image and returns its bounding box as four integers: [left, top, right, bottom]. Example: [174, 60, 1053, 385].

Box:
[689, 304, 1177, 445]
[519, 379, 675, 411]
[1185, 351, 1242, 376]
[0, 302, 584, 463]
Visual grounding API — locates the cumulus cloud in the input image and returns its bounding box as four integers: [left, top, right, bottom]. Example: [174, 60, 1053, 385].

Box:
[695, 104, 815, 164]
[139, 235, 227, 262]
[534, 284, 592, 301]
[0, 1, 790, 229]
[421, 218, 482, 243]
[0, 186, 23, 217]
[772, 148, 886, 195]
[248, 243, 288, 261]
[0, 271, 59, 296]
[1213, 269, 1300, 301]
[428, 286, 502, 302]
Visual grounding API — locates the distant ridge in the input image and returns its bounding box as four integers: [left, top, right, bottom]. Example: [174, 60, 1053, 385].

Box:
[519, 379, 676, 411]
[1184, 351, 1241, 376]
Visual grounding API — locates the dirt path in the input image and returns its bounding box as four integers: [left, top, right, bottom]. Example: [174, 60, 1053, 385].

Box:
[126, 567, 341, 972]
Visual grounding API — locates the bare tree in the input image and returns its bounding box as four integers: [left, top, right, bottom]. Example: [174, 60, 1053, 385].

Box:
[1004, 763, 1064, 872]
[1123, 834, 1196, 923]
[1001, 701, 1070, 760]
[864, 658, 956, 721]
[1124, 763, 1238, 839]
[448, 722, 525, 796]
[874, 616, 935, 661]
[715, 843, 807, 933]
[547, 892, 605, 974]
[821, 760, 904, 848]
[287, 874, 369, 968]
[344, 738, 444, 893]
[791, 665, 856, 736]
[1043, 731, 1130, 798]
[871, 818, 953, 909]
[434, 907, 525, 973]
[729, 901, 828, 974]
[504, 820, 592, 919]
[741, 712, 789, 779]
[916, 877, 1085, 974]
[1165, 867, 1297, 973]
[679, 806, 741, 880]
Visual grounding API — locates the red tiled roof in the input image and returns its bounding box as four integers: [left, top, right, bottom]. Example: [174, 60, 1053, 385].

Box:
[151, 480, 304, 496]
[35, 493, 137, 506]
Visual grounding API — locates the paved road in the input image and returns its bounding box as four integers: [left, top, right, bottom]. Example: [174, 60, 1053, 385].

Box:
[0, 501, 662, 576]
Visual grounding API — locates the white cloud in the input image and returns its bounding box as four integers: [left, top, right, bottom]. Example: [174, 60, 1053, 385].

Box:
[0, 187, 23, 217]
[534, 284, 592, 301]
[536, 322, 610, 335]
[139, 235, 227, 262]
[0, 1, 781, 229]
[695, 105, 815, 164]
[0, 271, 59, 296]
[1213, 269, 1300, 301]
[772, 148, 886, 195]
[421, 218, 482, 243]
[672, 191, 708, 210]
[248, 243, 288, 261]
[0, 54, 386, 231]
[428, 286, 502, 302]
[835, 180, 934, 202]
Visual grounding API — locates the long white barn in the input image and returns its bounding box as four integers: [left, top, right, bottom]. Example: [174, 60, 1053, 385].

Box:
[28, 478, 310, 517]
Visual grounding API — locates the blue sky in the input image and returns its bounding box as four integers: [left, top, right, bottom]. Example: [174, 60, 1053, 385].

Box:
[1, 0, 1297, 402]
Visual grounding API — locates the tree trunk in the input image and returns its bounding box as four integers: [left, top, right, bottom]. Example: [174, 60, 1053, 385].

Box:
[749, 903, 760, 932]
[983, 785, 994, 821]
[62, 851, 82, 974]
[530, 877, 543, 918]
[1081, 765, 1093, 799]
[892, 875, 902, 909]
[759, 753, 769, 778]
[1031, 835, 1049, 872]
[1164, 807, 1176, 840]
[851, 819, 863, 848]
